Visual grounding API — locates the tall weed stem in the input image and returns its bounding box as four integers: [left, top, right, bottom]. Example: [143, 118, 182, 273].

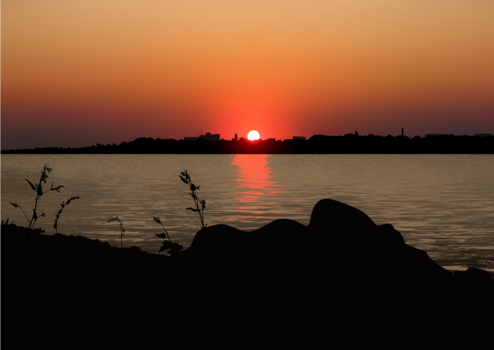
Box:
[10, 165, 64, 236]
[179, 170, 207, 229]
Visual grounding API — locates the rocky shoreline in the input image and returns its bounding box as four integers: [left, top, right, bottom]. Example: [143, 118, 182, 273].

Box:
[3, 198, 493, 345]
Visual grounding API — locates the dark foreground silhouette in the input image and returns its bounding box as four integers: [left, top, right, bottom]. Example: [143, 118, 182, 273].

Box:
[3, 199, 493, 346]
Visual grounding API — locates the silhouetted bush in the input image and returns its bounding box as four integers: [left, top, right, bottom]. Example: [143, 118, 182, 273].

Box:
[107, 216, 125, 248]
[179, 170, 207, 229]
[1, 218, 15, 230]
[153, 217, 183, 256]
[54, 196, 80, 233]
[10, 165, 64, 235]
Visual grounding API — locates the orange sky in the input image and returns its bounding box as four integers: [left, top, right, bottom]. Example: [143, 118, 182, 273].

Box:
[2, 0, 494, 149]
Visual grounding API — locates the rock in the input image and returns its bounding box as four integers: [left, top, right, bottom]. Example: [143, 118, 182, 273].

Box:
[455, 267, 494, 294]
[182, 198, 461, 304]
[308, 198, 377, 235]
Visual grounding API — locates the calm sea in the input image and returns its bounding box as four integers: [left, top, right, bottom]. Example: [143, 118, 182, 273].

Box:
[2, 154, 494, 272]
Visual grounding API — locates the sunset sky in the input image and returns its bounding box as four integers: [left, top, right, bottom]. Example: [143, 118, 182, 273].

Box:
[2, 0, 494, 149]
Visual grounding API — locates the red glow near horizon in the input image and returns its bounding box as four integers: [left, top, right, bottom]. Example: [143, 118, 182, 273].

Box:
[2, 1, 494, 150]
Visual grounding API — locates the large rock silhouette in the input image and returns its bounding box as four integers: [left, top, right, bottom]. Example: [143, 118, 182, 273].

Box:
[181, 199, 462, 304]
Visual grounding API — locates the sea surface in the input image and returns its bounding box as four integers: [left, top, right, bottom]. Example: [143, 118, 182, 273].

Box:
[2, 154, 494, 272]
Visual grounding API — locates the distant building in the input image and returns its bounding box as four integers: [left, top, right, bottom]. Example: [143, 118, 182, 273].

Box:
[425, 134, 453, 137]
[184, 132, 220, 141]
[292, 136, 306, 141]
[199, 132, 220, 141]
[474, 133, 493, 137]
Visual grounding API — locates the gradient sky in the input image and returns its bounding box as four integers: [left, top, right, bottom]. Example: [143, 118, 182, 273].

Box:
[2, 0, 494, 149]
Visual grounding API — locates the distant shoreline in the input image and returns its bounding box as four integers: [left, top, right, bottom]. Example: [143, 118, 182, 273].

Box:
[3, 134, 494, 154]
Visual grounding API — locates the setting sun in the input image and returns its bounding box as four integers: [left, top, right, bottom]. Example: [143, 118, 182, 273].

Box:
[247, 130, 260, 141]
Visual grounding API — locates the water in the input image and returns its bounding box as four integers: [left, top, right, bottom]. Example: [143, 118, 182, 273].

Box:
[2, 154, 494, 272]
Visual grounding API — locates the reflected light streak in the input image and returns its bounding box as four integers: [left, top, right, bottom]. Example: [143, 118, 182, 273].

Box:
[232, 154, 281, 207]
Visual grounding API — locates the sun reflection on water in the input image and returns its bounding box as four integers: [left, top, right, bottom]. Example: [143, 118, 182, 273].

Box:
[228, 154, 284, 224]
[233, 154, 279, 199]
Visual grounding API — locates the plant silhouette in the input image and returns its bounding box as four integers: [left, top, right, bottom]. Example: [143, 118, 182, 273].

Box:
[153, 217, 183, 256]
[179, 170, 207, 229]
[54, 196, 80, 234]
[10, 165, 64, 236]
[1, 218, 15, 230]
[107, 216, 125, 248]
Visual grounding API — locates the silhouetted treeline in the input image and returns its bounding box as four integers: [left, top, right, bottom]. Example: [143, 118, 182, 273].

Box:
[3, 134, 494, 154]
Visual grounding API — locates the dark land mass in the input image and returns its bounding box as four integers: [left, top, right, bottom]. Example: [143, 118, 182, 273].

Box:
[2, 199, 493, 345]
[3, 134, 494, 154]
